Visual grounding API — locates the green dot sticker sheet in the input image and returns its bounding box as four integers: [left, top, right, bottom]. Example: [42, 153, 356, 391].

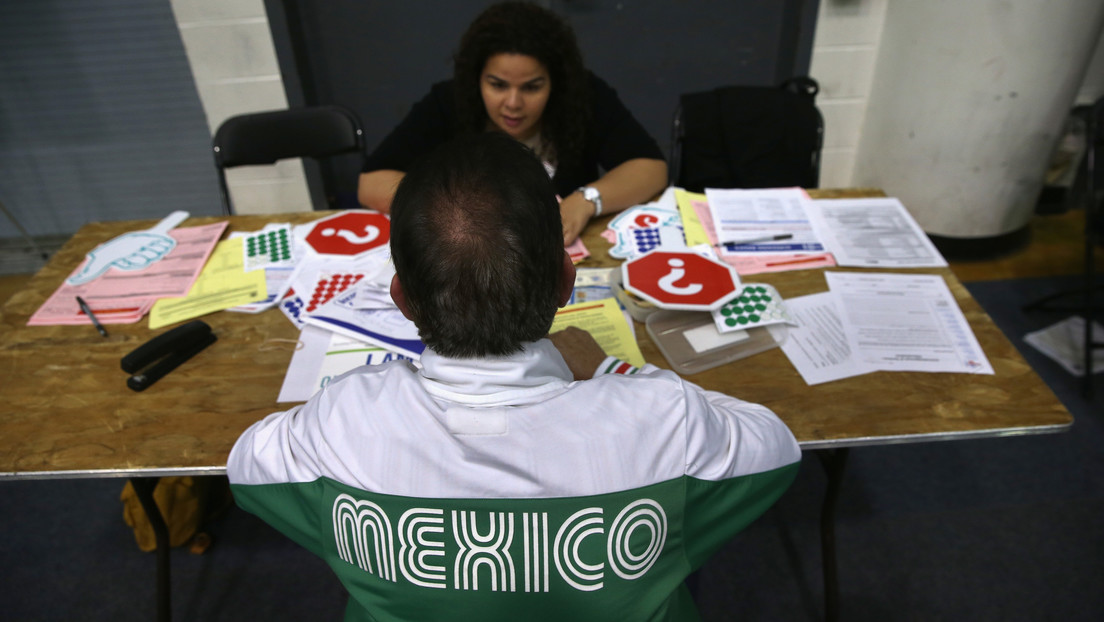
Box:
[711, 283, 795, 333]
[242, 224, 296, 272]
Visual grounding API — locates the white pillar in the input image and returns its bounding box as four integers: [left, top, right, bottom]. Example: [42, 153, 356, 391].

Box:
[852, 1, 1104, 239]
[169, 0, 312, 215]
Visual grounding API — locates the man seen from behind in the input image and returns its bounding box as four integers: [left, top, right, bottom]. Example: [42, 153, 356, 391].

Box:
[227, 132, 802, 621]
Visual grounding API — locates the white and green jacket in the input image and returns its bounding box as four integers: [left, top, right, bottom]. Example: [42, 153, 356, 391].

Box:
[228, 339, 800, 621]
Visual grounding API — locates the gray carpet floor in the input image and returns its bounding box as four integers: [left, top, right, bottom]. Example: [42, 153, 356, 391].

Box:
[2, 275, 1102, 621]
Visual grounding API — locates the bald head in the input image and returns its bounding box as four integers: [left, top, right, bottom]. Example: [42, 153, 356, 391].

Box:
[389, 132, 567, 357]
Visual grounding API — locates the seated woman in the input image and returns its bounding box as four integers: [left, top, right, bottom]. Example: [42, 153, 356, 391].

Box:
[357, 1, 668, 245]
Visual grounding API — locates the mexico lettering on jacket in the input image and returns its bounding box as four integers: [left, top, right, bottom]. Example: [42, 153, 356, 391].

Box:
[332, 494, 668, 592]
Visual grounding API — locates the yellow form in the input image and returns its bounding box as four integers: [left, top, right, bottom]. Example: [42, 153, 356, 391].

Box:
[551, 297, 645, 367]
[149, 237, 267, 329]
[675, 188, 711, 247]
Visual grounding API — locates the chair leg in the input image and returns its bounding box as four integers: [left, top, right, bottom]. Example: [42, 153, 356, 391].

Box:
[816, 448, 849, 622]
[1083, 254, 1095, 398]
[217, 169, 233, 216]
[1080, 97, 1100, 397]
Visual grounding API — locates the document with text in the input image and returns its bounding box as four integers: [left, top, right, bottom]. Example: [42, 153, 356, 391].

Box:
[806, 198, 947, 268]
[825, 271, 993, 375]
[704, 187, 826, 253]
[778, 292, 875, 385]
[278, 325, 415, 403]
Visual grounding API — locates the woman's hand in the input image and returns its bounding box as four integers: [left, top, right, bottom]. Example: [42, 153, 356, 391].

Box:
[560, 192, 597, 246]
[560, 158, 668, 246]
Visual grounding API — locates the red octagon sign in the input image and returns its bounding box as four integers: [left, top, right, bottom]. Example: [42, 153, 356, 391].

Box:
[622, 250, 740, 311]
[304, 210, 391, 258]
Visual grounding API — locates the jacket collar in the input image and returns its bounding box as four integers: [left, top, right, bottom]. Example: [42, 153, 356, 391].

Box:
[417, 339, 573, 407]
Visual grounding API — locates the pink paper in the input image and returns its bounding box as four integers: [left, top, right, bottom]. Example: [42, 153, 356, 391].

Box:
[28, 221, 228, 326]
[566, 237, 589, 264]
[692, 199, 720, 245]
[720, 253, 837, 275]
[691, 198, 835, 274]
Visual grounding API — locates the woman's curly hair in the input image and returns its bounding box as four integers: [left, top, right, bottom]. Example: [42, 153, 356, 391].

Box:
[453, 2, 590, 168]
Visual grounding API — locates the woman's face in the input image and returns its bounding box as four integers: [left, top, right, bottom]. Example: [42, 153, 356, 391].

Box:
[480, 53, 551, 142]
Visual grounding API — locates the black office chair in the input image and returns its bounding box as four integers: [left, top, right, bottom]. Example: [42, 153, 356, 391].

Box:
[1023, 95, 1104, 395]
[212, 105, 366, 215]
[670, 76, 824, 192]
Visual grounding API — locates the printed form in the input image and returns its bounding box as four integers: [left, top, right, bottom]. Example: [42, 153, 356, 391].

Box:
[824, 272, 993, 375]
[704, 187, 826, 253]
[778, 292, 874, 385]
[806, 197, 948, 268]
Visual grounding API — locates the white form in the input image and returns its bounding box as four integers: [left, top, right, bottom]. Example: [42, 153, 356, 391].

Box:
[806, 197, 947, 268]
[279, 325, 334, 403]
[278, 325, 414, 403]
[778, 292, 875, 385]
[825, 271, 994, 375]
[704, 187, 826, 254]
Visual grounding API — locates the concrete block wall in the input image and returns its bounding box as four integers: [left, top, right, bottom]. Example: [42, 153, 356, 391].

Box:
[170, 0, 311, 215]
[807, 0, 886, 188]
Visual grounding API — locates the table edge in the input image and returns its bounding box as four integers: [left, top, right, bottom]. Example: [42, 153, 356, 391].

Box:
[0, 466, 229, 482]
[798, 420, 1073, 450]
[1, 421, 1072, 481]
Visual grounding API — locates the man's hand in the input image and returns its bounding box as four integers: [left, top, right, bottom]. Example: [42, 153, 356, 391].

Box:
[549, 326, 607, 381]
[560, 193, 595, 247]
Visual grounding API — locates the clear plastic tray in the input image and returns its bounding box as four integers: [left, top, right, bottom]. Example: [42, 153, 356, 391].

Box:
[645, 308, 788, 375]
[610, 265, 659, 322]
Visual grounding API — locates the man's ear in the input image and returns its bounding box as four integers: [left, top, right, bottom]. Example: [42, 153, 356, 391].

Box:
[390, 275, 415, 321]
[558, 252, 576, 308]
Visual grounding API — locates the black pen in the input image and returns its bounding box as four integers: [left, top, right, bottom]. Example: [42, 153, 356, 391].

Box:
[721, 233, 795, 246]
[75, 296, 109, 337]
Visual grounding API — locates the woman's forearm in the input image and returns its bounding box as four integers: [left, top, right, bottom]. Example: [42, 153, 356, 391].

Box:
[588, 157, 668, 213]
[560, 157, 668, 244]
[357, 170, 406, 214]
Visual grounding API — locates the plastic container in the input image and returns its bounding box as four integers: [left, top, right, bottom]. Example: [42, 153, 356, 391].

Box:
[611, 266, 659, 322]
[645, 308, 788, 375]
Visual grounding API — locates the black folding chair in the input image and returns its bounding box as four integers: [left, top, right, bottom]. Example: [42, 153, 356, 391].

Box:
[670, 76, 824, 192]
[212, 105, 366, 215]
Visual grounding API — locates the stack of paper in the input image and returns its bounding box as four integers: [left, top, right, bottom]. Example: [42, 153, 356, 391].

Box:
[271, 212, 424, 401]
[777, 272, 993, 385]
[804, 198, 947, 268]
[29, 221, 228, 326]
[279, 266, 643, 403]
[273, 212, 612, 403]
[612, 186, 949, 277]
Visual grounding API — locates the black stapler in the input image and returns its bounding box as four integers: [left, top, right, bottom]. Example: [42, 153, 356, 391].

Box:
[121, 320, 217, 392]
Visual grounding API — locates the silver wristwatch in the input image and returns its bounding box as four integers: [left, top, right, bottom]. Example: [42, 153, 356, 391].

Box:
[578, 186, 603, 217]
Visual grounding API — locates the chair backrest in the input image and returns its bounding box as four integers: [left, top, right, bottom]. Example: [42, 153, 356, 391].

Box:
[670, 77, 823, 193]
[212, 105, 365, 215]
